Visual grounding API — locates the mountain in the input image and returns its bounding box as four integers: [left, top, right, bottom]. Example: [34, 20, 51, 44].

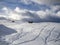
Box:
[0, 21, 60, 45]
[0, 24, 17, 36]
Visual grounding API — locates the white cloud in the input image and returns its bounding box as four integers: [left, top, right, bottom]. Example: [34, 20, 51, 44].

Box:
[0, 0, 60, 6]
[2, 7, 8, 11]
[2, 7, 9, 14]
[0, 7, 24, 20]
[14, 7, 20, 13]
[36, 10, 47, 18]
[17, 0, 60, 5]
[56, 11, 60, 17]
[0, 7, 31, 21]
[19, 0, 32, 5]
[51, 5, 60, 12]
[8, 8, 26, 20]
[8, 12, 20, 20]
[0, 4, 60, 22]
[31, 0, 60, 5]
[14, 7, 28, 13]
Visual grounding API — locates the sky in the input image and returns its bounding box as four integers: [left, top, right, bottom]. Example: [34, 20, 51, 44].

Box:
[32, 0, 60, 4]
[0, 0, 60, 10]
[0, 0, 60, 22]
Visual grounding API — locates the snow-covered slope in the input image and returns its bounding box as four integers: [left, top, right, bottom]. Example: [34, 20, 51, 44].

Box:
[0, 20, 60, 45]
[0, 0, 60, 45]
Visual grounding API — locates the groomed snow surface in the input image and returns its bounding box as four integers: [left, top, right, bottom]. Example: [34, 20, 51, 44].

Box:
[0, 20, 60, 45]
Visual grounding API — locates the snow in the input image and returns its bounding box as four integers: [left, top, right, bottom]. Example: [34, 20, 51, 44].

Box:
[0, 20, 60, 45]
[0, 0, 60, 45]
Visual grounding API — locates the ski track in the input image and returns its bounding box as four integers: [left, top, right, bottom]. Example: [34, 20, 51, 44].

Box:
[0, 21, 60, 45]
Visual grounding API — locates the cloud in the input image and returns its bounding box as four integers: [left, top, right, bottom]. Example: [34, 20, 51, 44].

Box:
[7, 7, 26, 20]
[35, 7, 60, 22]
[2, 7, 8, 11]
[8, 12, 20, 20]
[0, 0, 60, 11]
[31, 0, 60, 5]
[36, 10, 47, 19]
[0, 7, 21, 20]
[19, 0, 33, 5]
[14, 7, 21, 13]
[0, 3, 60, 23]
[14, 7, 27, 13]
[0, 7, 31, 21]
[56, 11, 60, 17]
[0, 0, 60, 7]
[2, 7, 9, 14]
[51, 5, 60, 12]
